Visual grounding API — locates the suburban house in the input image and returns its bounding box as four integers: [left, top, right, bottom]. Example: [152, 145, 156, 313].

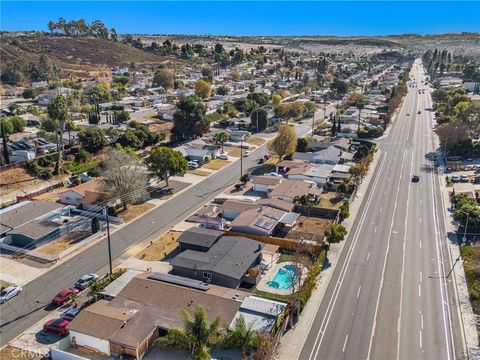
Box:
[0, 201, 64, 239]
[269, 179, 322, 203]
[170, 236, 265, 288]
[175, 142, 221, 163]
[233, 296, 287, 333]
[229, 205, 299, 237]
[67, 273, 242, 359]
[251, 175, 283, 193]
[293, 146, 355, 165]
[313, 137, 352, 152]
[228, 130, 250, 142]
[59, 178, 107, 210]
[285, 163, 335, 186]
[222, 199, 259, 220]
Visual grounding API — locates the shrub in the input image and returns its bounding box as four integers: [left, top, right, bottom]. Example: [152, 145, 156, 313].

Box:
[91, 217, 100, 234]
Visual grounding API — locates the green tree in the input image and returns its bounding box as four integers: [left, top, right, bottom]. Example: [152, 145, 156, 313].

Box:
[216, 85, 229, 96]
[78, 128, 105, 153]
[90, 84, 111, 102]
[212, 131, 229, 153]
[47, 95, 69, 175]
[155, 305, 221, 360]
[152, 68, 174, 89]
[115, 110, 130, 124]
[324, 223, 347, 244]
[272, 94, 282, 107]
[1, 61, 26, 85]
[172, 97, 208, 139]
[250, 108, 268, 132]
[337, 182, 349, 194]
[219, 315, 259, 360]
[1, 119, 10, 164]
[339, 202, 350, 222]
[91, 217, 100, 234]
[195, 79, 212, 99]
[38, 54, 59, 84]
[9, 116, 26, 133]
[268, 123, 298, 162]
[146, 146, 188, 186]
[330, 79, 348, 96]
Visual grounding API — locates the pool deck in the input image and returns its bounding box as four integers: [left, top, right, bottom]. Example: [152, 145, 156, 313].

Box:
[256, 261, 308, 296]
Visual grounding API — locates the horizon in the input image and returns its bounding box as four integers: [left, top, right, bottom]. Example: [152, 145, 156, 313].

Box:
[2, 1, 480, 36]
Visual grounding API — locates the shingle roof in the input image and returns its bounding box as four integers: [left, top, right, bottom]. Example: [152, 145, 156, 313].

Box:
[171, 236, 264, 280]
[0, 201, 63, 231]
[269, 180, 321, 199]
[251, 175, 283, 186]
[8, 220, 59, 241]
[177, 227, 223, 249]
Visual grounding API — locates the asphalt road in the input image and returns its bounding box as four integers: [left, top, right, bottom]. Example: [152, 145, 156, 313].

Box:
[300, 60, 465, 360]
[0, 104, 339, 346]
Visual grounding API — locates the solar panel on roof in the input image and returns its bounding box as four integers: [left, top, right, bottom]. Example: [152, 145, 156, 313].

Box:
[148, 273, 209, 291]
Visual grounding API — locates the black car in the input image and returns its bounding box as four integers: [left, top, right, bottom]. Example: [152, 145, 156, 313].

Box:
[412, 175, 420, 182]
[257, 158, 265, 164]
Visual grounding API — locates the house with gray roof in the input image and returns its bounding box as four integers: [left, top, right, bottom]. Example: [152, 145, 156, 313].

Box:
[171, 236, 264, 288]
[177, 227, 224, 252]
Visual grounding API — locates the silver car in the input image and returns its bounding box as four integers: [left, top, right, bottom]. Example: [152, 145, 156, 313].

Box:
[74, 273, 99, 290]
[0, 285, 23, 304]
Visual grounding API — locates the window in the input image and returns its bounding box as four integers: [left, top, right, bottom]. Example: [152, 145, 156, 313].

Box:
[203, 272, 212, 280]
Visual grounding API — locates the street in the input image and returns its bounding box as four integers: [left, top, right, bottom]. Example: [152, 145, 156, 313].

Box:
[300, 60, 465, 360]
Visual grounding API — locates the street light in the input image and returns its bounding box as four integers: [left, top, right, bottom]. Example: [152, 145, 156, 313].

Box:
[461, 210, 470, 245]
[240, 139, 243, 182]
[103, 205, 113, 276]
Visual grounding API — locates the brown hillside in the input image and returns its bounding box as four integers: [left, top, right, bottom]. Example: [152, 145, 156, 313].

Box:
[1, 35, 174, 80]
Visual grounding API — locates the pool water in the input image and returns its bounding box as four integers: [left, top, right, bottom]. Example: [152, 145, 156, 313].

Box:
[266, 264, 299, 290]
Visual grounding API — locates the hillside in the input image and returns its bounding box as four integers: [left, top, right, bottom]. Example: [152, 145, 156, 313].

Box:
[1, 35, 174, 80]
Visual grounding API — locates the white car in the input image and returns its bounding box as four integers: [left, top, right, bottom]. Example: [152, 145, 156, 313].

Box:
[451, 175, 460, 183]
[188, 161, 199, 169]
[216, 154, 230, 160]
[74, 273, 99, 290]
[243, 150, 251, 157]
[265, 172, 283, 178]
[0, 285, 22, 304]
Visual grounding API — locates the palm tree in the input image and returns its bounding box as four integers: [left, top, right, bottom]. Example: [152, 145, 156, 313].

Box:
[219, 315, 259, 360]
[353, 96, 366, 134]
[213, 131, 229, 154]
[155, 305, 221, 360]
[47, 95, 69, 175]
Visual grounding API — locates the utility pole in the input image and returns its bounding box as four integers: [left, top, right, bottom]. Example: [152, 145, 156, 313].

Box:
[256, 109, 259, 133]
[103, 206, 113, 276]
[240, 139, 243, 181]
[311, 109, 315, 134]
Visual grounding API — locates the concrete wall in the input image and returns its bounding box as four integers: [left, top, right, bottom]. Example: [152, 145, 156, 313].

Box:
[51, 349, 89, 360]
[69, 331, 110, 355]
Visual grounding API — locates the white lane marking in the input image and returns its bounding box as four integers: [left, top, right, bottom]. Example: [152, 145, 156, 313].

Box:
[367, 251, 371, 262]
[419, 217, 422, 224]
[308, 154, 387, 360]
[418, 284, 422, 297]
[421, 313, 424, 330]
[374, 226, 377, 234]
[420, 330, 423, 348]
[367, 151, 407, 360]
[379, 206, 383, 213]
[419, 271, 422, 283]
[384, 190, 387, 196]
[397, 151, 414, 359]
[342, 334, 349, 353]
[357, 286, 362, 298]
[419, 240, 422, 249]
[420, 199, 422, 205]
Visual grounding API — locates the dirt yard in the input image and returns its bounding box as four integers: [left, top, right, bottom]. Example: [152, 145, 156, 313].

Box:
[246, 136, 266, 146]
[460, 244, 480, 338]
[318, 191, 345, 210]
[287, 216, 332, 242]
[203, 159, 231, 170]
[33, 231, 90, 256]
[116, 202, 155, 222]
[135, 230, 181, 261]
[0, 166, 51, 193]
[0, 280, 12, 290]
[189, 169, 212, 177]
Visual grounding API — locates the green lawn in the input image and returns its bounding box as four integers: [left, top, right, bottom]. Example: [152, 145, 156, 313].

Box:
[252, 287, 291, 303]
[68, 160, 101, 175]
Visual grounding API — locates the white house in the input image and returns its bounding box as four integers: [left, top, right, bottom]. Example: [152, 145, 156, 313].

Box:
[251, 176, 282, 193]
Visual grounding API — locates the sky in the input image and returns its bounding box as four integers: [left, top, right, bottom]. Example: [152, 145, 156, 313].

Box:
[1, 1, 479, 36]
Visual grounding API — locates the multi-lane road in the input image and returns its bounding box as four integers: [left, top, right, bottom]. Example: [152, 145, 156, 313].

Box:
[300, 60, 466, 360]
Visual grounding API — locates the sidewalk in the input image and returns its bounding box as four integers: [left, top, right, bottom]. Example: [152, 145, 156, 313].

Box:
[278, 149, 383, 360]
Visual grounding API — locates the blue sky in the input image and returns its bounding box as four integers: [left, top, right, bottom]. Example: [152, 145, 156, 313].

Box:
[1, 1, 479, 36]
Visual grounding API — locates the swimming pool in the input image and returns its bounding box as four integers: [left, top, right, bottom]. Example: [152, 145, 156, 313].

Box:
[266, 264, 299, 290]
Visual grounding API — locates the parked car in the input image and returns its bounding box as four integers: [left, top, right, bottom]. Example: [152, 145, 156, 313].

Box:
[52, 288, 79, 306]
[43, 318, 70, 336]
[411, 175, 420, 183]
[216, 154, 230, 160]
[451, 175, 460, 183]
[0, 285, 22, 304]
[243, 150, 251, 157]
[257, 158, 265, 164]
[460, 175, 469, 183]
[265, 172, 283, 178]
[417, 111, 421, 114]
[60, 308, 81, 321]
[188, 161, 199, 169]
[74, 273, 98, 290]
